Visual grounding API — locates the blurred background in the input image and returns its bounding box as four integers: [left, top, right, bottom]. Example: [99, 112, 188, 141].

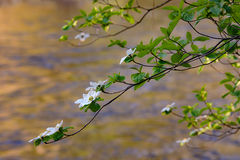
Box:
[0, 0, 239, 159]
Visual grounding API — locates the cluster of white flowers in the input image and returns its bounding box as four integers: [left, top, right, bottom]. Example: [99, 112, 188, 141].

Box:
[161, 102, 175, 113]
[75, 32, 90, 42]
[176, 137, 191, 146]
[74, 80, 107, 108]
[28, 120, 63, 143]
[120, 48, 136, 64]
[74, 90, 101, 108]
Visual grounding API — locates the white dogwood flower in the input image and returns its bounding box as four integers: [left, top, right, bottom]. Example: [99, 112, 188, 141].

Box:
[120, 48, 136, 64]
[44, 120, 63, 136]
[86, 80, 107, 91]
[176, 137, 191, 146]
[161, 102, 175, 113]
[75, 32, 90, 42]
[74, 90, 101, 108]
[28, 120, 63, 143]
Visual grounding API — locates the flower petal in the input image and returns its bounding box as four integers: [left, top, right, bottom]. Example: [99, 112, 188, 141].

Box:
[120, 56, 127, 64]
[74, 98, 84, 104]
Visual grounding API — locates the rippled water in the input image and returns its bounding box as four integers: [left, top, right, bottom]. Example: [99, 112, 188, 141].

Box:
[0, 0, 239, 160]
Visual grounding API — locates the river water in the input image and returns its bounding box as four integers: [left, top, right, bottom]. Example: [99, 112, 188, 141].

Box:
[0, 0, 239, 160]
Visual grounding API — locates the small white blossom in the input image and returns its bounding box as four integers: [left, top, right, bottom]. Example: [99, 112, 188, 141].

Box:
[196, 115, 208, 121]
[176, 137, 191, 146]
[75, 32, 90, 42]
[28, 120, 63, 143]
[86, 80, 107, 91]
[161, 102, 175, 113]
[193, 128, 203, 132]
[120, 48, 136, 64]
[190, 127, 210, 136]
[190, 128, 204, 136]
[74, 90, 101, 108]
[44, 120, 63, 136]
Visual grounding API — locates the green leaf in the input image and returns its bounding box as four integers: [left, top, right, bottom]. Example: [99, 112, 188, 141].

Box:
[62, 126, 74, 132]
[131, 72, 146, 83]
[186, 32, 192, 42]
[232, 4, 240, 23]
[191, 44, 198, 51]
[194, 86, 207, 101]
[163, 6, 179, 11]
[114, 73, 125, 82]
[198, 65, 204, 74]
[152, 66, 164, 81]
[218, 18, 231, 32]
[147, 57, 155, 63]
[178, 39, 188, 47]
[104, 81, 112, 88]
[34, 139, 41, 147]
[160, 41, 179, 50]
[52, 132, 64, 141]
[42, 136, 51, 142]
[137, 50, 149, 58]
[108, 40, 127, 48]
[220, 79, 232, 84]
[212, 123, 222, 130]
[210, 6, 221, 16]
[179, 0, 184, 9]
[224, 84, 233, 91]
[182, 10, 194, 21]
[62, 25, 70, 31]
[193, 36, 210, 41]
[168, 17, 180, 35]
[102, 24, 110, 32]
[134, 81, 146, 90]
[160, 27, 169, 36]
[225, 42, 237, 53]
[133, 7, 141, 13]
[108, 73, 125, 83]
[171, 53, 182, 63]
[80, 10, 87, 17]
[125, 0, 134, 8]
[168, 11, 180, 20]
[181, 63, 191, 68]
[233, 90, 240, 97]
[124, 55, 135, 63]
[237, 117, 240, 124]
[153, 74, 165, 81]
[225, 72, 235, 80]
[123, 13, 135, 24]
[89, 101, 101, 112]
[59, 35, 68, 41]
[150, 36, 165, 49]
[227, 24, 240, 36]
[131, 72, 147, 90]
[191, 108, 201, 117]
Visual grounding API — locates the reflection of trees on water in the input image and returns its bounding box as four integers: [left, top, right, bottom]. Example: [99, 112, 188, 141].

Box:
[0, 0, 29, 5]
[0, 0, 20, 5]
[51, 0, 87, 13]
[0, 0, 86, 8]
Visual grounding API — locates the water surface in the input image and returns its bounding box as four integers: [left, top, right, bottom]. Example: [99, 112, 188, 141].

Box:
[0, 0, 239, 160]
